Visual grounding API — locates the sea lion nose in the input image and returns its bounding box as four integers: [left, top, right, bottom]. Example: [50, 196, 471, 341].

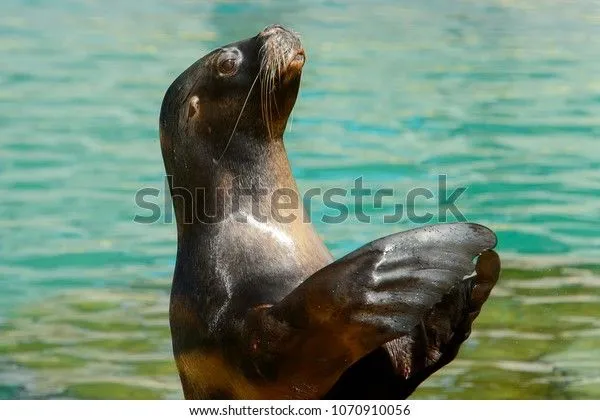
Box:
[260, 24, 287, 37]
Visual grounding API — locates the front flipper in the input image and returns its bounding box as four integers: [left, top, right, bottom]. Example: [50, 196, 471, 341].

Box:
[382, 249, 500, 398]
[324, 249, 500, 399]
[241, 223, 499, 399]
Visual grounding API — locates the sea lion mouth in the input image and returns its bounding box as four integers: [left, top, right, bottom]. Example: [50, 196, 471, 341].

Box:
[286, 48, 305, 75]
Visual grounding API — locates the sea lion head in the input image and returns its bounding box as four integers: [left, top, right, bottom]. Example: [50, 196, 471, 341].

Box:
[160, 24, 305, 176]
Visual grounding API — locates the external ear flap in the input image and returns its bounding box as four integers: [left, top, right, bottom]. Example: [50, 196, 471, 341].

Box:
[188, 96, 200, 119]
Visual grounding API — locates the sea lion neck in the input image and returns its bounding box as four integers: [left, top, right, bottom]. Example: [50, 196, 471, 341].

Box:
[215, 133, 295, 186]
[168, 134, 301, 233]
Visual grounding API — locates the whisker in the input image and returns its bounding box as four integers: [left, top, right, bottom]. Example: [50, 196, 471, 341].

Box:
[262, 73, 268, 139]
[269, 65, 276, 139]
[215, 73, 260, 163]
[265, 79, 272, 141]
[273, 55, 282, 118]
[261, 51, 273, 142]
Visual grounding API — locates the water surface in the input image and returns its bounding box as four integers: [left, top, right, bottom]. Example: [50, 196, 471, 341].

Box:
[1, 0, 599, 399]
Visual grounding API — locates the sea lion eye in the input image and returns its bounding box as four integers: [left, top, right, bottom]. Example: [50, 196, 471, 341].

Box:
[218, 57, 238, 76]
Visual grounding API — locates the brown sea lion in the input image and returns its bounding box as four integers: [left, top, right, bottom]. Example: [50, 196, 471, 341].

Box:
[159, 24, 500, 399]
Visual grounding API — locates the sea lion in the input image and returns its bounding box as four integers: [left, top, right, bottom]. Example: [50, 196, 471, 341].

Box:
[159, 24, 500, 399]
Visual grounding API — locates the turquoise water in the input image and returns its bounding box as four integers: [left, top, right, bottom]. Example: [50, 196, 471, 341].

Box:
[1, 0, 600, 399]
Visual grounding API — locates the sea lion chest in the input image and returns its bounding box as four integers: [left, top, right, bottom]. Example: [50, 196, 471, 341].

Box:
[209, 213, 324, 307]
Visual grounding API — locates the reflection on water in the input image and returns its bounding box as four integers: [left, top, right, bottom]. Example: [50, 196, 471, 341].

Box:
[1, 0, 600, 399]
[1, 265, 599, 399]
[0, 288, 179, 399]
